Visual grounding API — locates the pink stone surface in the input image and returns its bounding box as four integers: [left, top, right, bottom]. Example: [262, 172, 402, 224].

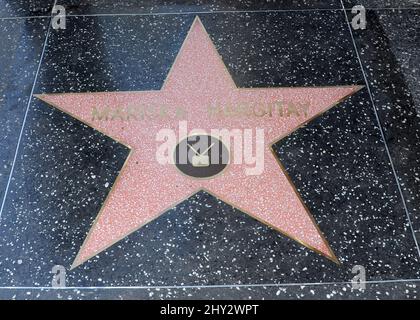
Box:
[36, 17, 362, 268]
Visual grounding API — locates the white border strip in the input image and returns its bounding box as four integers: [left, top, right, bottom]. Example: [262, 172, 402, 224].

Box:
[0, 1, 57, 219]
[1, 7, 419, 21]
[0, 278, 419, 290]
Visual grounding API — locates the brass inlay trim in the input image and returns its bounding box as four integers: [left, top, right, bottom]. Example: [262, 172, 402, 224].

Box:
[35, 16, 364, 269]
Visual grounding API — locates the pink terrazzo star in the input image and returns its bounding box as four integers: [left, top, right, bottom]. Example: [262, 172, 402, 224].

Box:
[36, 17, 362, 268]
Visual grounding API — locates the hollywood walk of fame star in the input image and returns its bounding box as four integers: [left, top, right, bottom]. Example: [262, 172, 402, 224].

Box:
[35, 17, 362, 269]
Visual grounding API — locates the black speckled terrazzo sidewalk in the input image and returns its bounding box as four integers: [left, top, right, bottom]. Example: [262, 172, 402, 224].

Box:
[0, 0, 419, 300]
